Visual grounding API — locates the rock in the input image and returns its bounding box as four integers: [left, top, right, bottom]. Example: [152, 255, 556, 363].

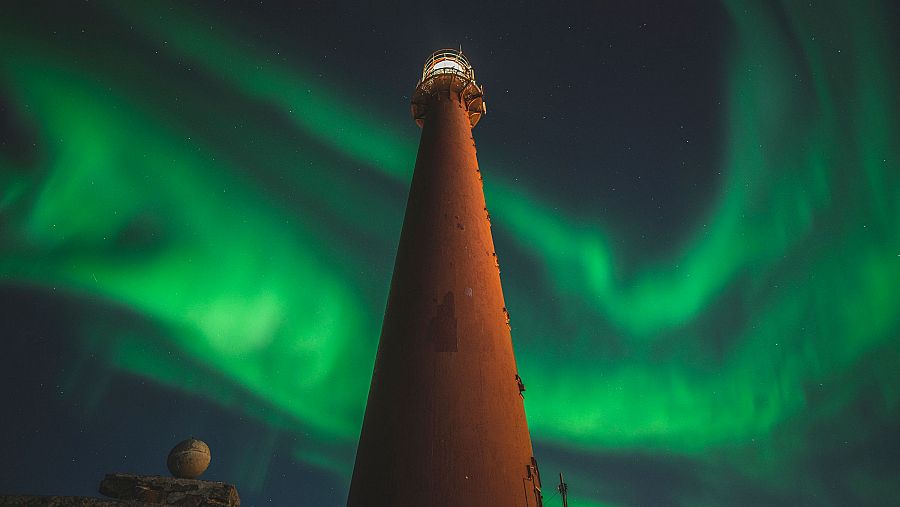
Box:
[98, 474, 239, 507]
[167, 439, 211, 479]
[0, 496, 155, 506]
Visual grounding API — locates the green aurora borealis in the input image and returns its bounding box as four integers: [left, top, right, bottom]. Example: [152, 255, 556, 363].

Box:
[1, 1, 899, 505]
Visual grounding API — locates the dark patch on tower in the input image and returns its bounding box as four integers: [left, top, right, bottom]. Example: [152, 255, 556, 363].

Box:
[429, 291, 458, 352]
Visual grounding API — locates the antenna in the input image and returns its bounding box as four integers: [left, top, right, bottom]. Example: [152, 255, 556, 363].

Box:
[558, 472, 569, 507]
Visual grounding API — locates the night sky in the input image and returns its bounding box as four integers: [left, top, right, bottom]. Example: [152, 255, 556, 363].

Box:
[2, 1, 899, 505]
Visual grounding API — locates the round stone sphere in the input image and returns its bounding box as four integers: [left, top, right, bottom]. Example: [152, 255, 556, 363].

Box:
[167, 438, 211, 479]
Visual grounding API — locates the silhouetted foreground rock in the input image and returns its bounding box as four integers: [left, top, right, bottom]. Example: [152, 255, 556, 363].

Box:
[0, 474, 239, 506]
[99, 474, 239, 506]
[0, 497, 154, 506]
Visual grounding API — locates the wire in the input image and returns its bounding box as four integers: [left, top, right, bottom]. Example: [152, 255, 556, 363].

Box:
[544, 487, 561, 505]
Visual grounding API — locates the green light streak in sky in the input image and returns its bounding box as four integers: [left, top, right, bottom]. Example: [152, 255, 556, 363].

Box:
[1, 0, 898, 503]
[0, 56, 371, 439]
[512, 0, 900, 451]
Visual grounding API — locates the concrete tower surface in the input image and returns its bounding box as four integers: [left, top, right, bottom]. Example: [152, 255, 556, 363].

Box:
[348, 50, 543, 506]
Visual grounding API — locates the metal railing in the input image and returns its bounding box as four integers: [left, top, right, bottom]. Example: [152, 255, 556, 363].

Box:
[419, 49, 475, 85]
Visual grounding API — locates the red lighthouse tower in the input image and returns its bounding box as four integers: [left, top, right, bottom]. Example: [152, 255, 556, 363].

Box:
[348, 49, 542, 507]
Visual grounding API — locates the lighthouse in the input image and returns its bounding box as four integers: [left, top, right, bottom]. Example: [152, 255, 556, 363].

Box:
[348, 49, 542, 507]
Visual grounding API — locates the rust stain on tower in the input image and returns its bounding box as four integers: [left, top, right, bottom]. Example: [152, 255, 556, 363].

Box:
[348, 50, 543, 506]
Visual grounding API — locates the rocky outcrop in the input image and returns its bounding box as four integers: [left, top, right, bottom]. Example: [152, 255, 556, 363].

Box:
[99, 474, 239, 506]
[0, 497, 154, 506]
[0, 474, 240, 507]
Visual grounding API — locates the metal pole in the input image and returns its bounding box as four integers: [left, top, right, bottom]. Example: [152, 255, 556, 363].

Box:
[558, 472, 568, 507]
